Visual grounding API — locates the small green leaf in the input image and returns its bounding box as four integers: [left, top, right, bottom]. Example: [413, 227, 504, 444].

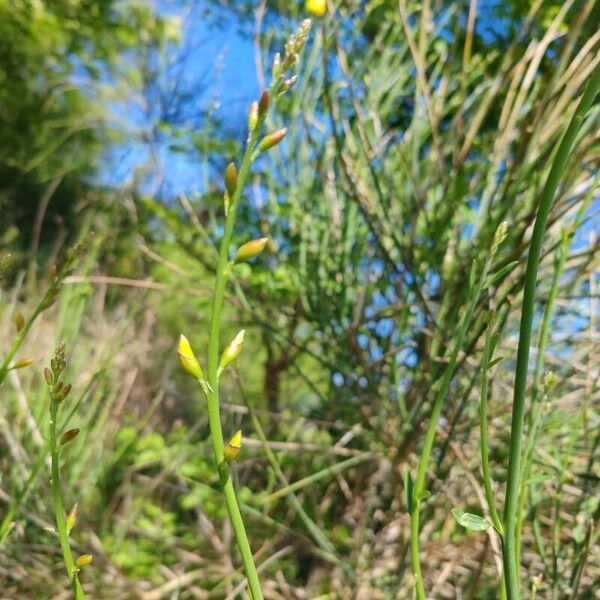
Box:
[489, 356, 505, 368]
[488, 260, 520, 285]
[489, 332, 500, 355]
[451, 508, 491, 531]
[417, 489, 431, 501]
[404, 471, 414, 513]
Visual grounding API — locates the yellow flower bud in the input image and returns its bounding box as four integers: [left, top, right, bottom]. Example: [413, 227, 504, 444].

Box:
[225, 162, 238, 198]
[12, 357, 34, 369]
[219, 329, 245, 371]
[248, 101, 259, 132]
[75, 554, 93, 568]
[14, 312, 25, 332]
[224, 429, 243, 462]
[306, 0, 326, 17]
[177, 335, 204, 380]
[66, 503, 78, 534]
[234, 238, 269, 263]
[257, 128, 287, 153]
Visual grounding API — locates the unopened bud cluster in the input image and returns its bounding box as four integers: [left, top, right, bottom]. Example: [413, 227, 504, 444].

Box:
[283, 19, 312, 71]
[45, 343, 72, 403]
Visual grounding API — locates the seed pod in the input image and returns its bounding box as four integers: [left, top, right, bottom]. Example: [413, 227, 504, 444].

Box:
[257, 128, 287, 153]
[224, 429, 243, 462]
[219, 330, 245, 371]
[53, 381, 64, 396]
[12, 358, 34, 369]
[224, 162, 238, 198]
[75, 554, 93, 568]
[258, 90, 269, 118]
[14, 312, 25, 332]
[233, 238, 269, 263]
[177, 334, 204, 380]
[60, 428, 80, 447]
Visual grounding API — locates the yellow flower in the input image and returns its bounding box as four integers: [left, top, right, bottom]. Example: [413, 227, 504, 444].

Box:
[233, 238, 269, 263]
[306, 0, 326, 17]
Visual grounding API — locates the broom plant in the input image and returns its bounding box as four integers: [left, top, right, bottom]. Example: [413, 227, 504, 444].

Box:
[176, 20, 313, 600]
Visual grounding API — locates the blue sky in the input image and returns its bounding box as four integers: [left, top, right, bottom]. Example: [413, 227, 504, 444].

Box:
[103, 2, 263, 196]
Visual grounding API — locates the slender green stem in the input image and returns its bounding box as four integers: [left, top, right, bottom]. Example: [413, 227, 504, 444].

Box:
[479, 314, 503, 535]
[502, 63, 600, 600]
[263, 452, 375, 503]
[410, 256, 492, 599]
[515, 234, 567, 565]
[204, 124, 264, 600]
[50, 402, 86, 600]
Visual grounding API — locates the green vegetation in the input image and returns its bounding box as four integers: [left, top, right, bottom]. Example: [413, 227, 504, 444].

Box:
[1, 1, 599, 598]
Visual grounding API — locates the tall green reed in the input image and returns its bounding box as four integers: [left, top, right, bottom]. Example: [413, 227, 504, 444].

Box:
[409, 223, 507, 599]
[501, 61, 600, 600]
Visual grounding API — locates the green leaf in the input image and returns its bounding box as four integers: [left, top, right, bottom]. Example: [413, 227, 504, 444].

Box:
[489, 332, 500, 355]
[488, 356, 505, 368]
[451, 508, 491, 531]
[404, 471, 414, 513]
[488, 260, 520, 286]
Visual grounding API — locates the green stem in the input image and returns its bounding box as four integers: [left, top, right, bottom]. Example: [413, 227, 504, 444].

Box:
[515, 234, 567, 566]
[50, 402, 85, 600]
[501, 63, 600, 600]
[204, 125, 264, 600]
[479, 314, 503, 535]
[410, 256, 492, 599]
